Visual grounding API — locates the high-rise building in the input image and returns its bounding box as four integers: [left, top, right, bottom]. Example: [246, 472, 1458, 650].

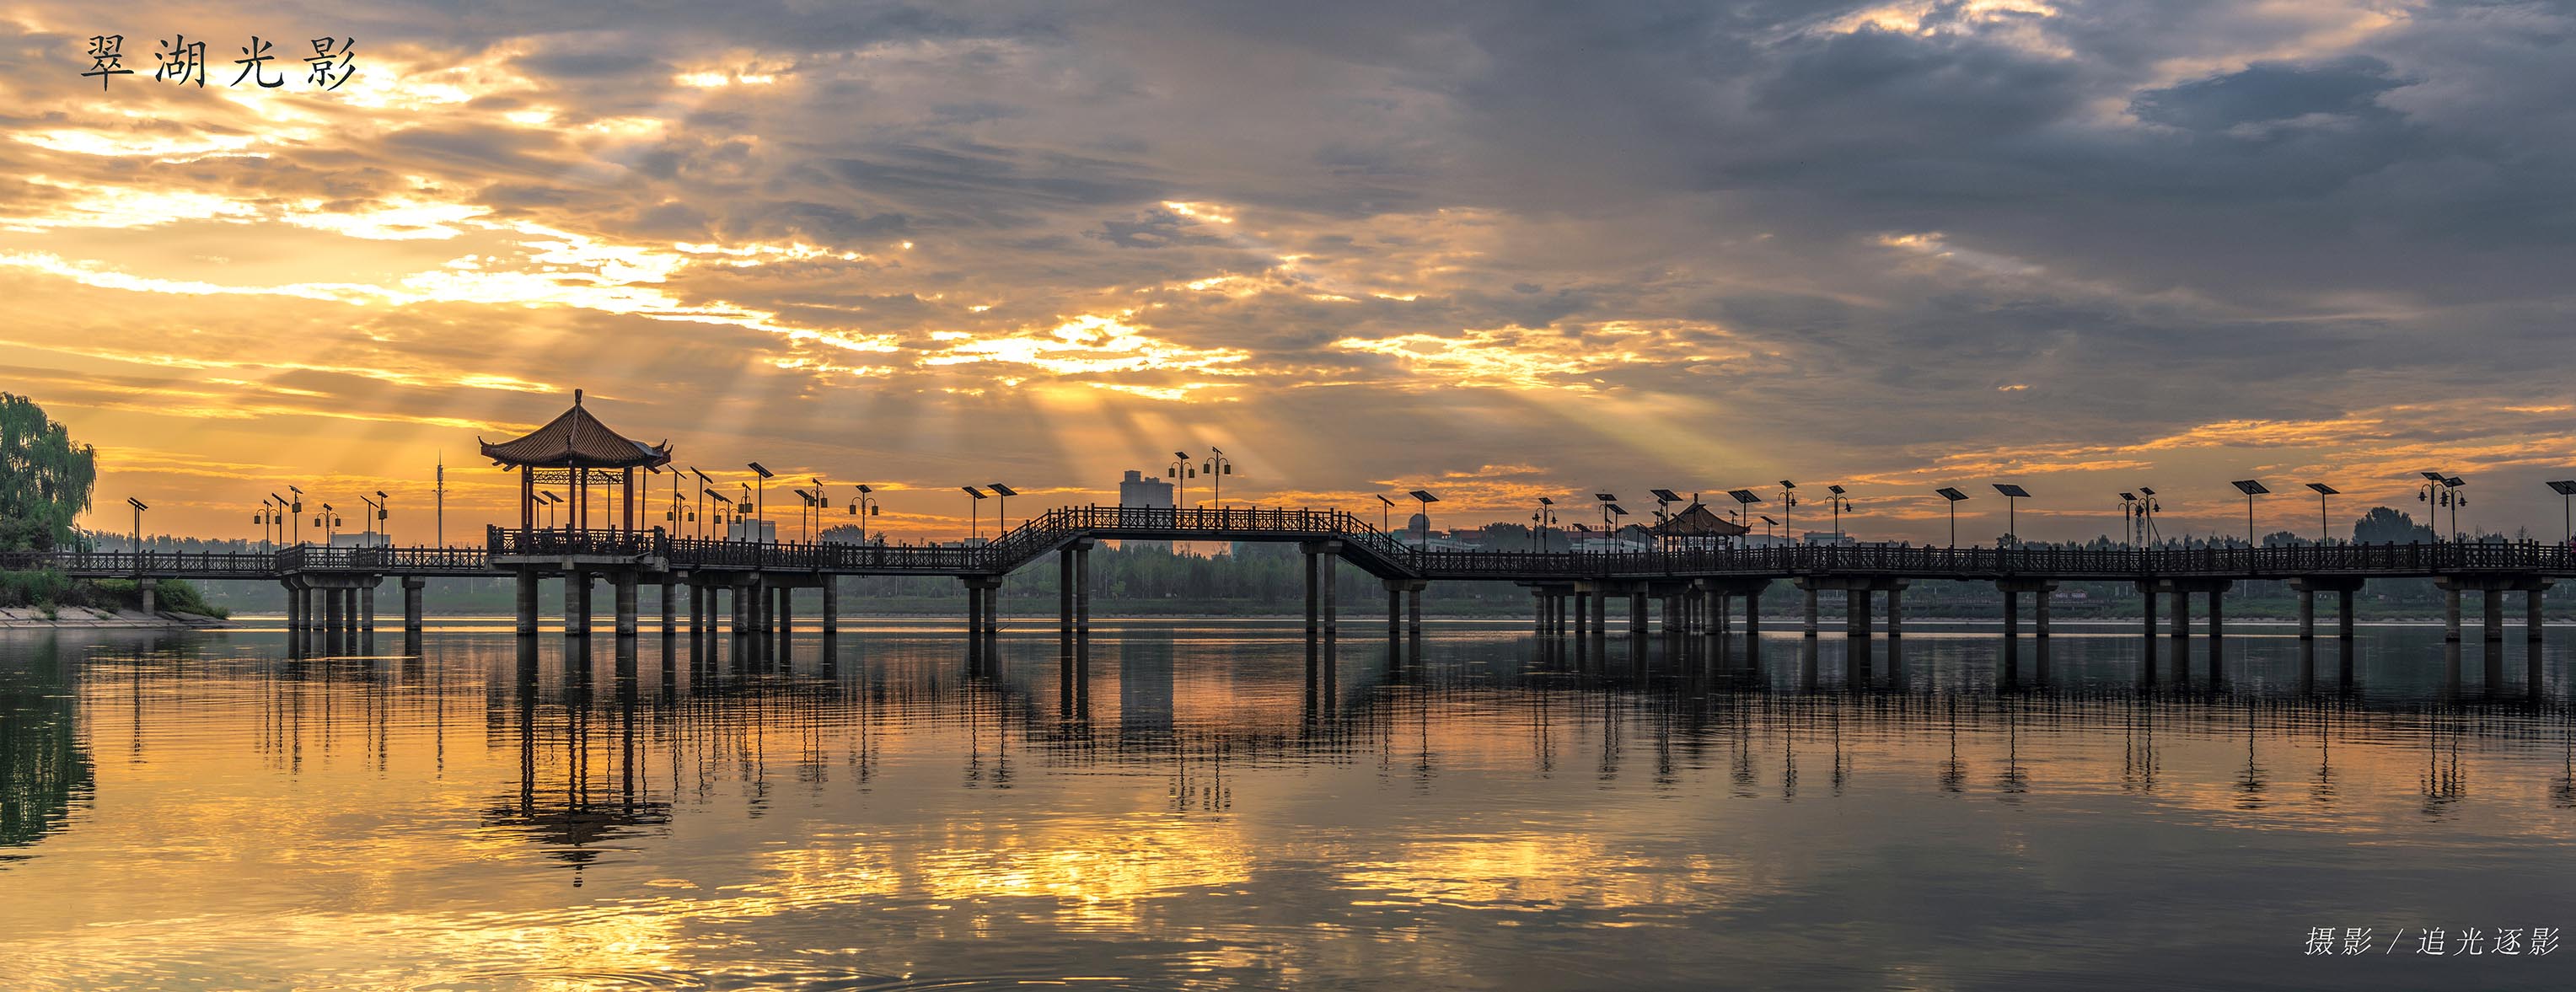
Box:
[1119, 469, 1174, 552]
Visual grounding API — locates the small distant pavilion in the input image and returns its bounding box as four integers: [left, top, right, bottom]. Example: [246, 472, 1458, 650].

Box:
[1648, 502, 1751, 546]
[480, 389, 673, 534]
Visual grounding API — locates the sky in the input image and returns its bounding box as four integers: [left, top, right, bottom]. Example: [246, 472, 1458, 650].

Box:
[5, 0, 2573, 545]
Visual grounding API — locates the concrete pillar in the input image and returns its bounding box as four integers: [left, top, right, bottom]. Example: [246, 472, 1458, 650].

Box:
[1304, 550, 1320, 642]
[689, 582, 706, 634]
[1322, 556, 1338, 640]
[2001, 587, 2017, 641]
[359, 582, 375, 631]
[776, 585, 793, 635]
[515, 575, 538, 635]
[1802, 585, 1819, 638]
[1886, 586, 1904, 639]
[1075, 545, 1092, 635]
[1060, 551, 1076, 647]
[1533, 588, 1548, 635]
[821, 578, 839, 635]
[1629, 589, 1648, 640]
[1408, 586, 1424, 640]
[282, 582, 300, 634]
[2444, 586, 2462, 642]
[1847, 587, 1869, 644]
[2484, 587, 2505, 688]
[985, 579, 1002, 647]
[1386, 578, 1403, 646]
[2339, 588, 2356, 641]
[1591, 587, 1608, 656]
[563, 572, 588, 636]
[614, 572, 639, 637]
[2530, 587, 2547, 644]
[661, 578, 677, 636]
[2483, 588, 2504, 641]
[139, 581, 155, 616]
[1574, 591, 1589, 644]
[2034, 592, 2050, 639]
[2298, 592, 2315, 640]
[2139, 582, 2158, 679]
[1743, 587, 1761, 639]
[2171, 590, 2189, 639]
[402, 577, 424, 632]
[326, 584, 345, 633]
[2207, 589, 2224, 680]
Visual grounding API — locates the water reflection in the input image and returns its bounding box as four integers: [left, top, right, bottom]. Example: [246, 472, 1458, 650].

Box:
[0, 621, 2571, 989]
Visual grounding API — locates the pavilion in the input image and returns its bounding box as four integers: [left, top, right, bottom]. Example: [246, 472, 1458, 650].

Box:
[1647, 502, 1752, 545]
[480, 389, 673, 535]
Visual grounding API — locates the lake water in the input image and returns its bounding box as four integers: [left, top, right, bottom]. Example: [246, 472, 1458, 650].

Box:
[3, 616, 2573, 989]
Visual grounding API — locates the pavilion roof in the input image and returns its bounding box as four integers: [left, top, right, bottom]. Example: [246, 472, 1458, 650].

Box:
[478, 390, 673, 469]
[1646, 502, 1750, 537]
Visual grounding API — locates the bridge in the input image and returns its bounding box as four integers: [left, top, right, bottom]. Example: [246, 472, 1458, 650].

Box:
[7, 504, 2566, 686]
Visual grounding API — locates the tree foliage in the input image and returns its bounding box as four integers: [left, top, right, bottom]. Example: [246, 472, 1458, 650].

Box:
[0, 394, 97, 553]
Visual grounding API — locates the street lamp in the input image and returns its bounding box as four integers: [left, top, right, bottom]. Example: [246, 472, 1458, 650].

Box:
[540, 491, 563, 530]
[1650, 489, 1682, 552]
[1534, 496, 1557, 552]
[2549, 480, 2576, 545]
[1202, 448, 1232, 507]
[126, 497, 146, 553]
[791, 489, 814, 543]
[1758, 514, 1779, 543]
[1376, 493, 1396, 534]
[317, 502, 341, 544]
[374, 491, 389, 545]
[747, 462, 774, 542]
[1408, 490, 1438, 545]
[963, 485, 989, 544]
[2417, 472, 2465, 541]
[2117, 492, 2139, 549]
[690, 467, 711, 540]
[848, 485, 880, 544]
[1825, 485, 1851, 544]
[2304, 483, 2338, 544]
[1168, 452, 1195, 507]
[706, 491, 733, 538]
[1935, 486, 1968, 547]
[989, 484, 1017, 532]
[1606, 503, 1629, 546]
[2230, 480, 2269, 546]
[1725, 489, 1762, 546]
[1991, 485, 2030, 548]
[1594, 493, 1618, 540]
[357, 494, 383, 546]
[287, 485, 304, 545]
[1779, 480, 1798, 540]
[2136, 486, 2160, 545]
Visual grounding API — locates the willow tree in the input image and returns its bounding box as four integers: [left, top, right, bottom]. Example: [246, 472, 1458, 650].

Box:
[0, 393, 97, 553]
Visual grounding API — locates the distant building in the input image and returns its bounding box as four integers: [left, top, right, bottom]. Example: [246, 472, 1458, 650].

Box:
[328, 533, 389, 549]
[1119, 469, 1174, 552]
[1802, 531, 1854, 546]
[726, 518, 776, 543]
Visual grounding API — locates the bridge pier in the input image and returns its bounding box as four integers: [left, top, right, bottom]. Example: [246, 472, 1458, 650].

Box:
[325, 584, 345, 637]
[776, 585, 794, 638]
[1591, 585, 1607, 659]
[514, 573, 539, 635]
[2034, 590, 2050, 639]
[662, 576, 678, 636]
[402, 577, 424, 632]
[1073, 541, 1093, 650]
[138, 579, 155, 616]
[2138, 581, 2158, 680]
[614, 572, 639, 637]
[963, 577, 985, 668]
[564, 571, 590, 636]
[1801, 585, 1819, 638]
[359, 579, 377, 632]
[2207, 587, 2224, 680]
[821, 578, 839, 635]
[1886, 584, 1905, 640]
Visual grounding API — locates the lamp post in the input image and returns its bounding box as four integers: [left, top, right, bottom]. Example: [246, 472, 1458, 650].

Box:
[963, 486, 989, 544]
[287, 485, 303, 545]
[374, 490, 389, 545]
[2230, 480, 2269, 546]
[1825, 485, 1850, 544]
[1935, 487, 1968, 547]
[1759, 514, 1779, 543]
[357, 494, 382, 546]
[792, 489, 814, 543]
[2136, 486, 2160, 546]
[2549, 480, 2576, 545]
[126, 497, 146, 554]
[435, 458, 446, 547]
[1408, 490, 1439, 546]
[747, 462, 774, 542]
[1991, 485, 2030, 548]
[2304, 483, 2338, 544]
[1725, 489, 1762, 547]
[318, 503, 341, 545]
[1167, 452, 1196, 508]
[848, 485, 881, 544]
[1606, 503, 1629, 548]
[1376, 493, 1396, 534]
[1202, 448, 1232, 507]
[690, 468, 711, 540]
[2117, 492, 2138, 550]
[1594, 493, 1618, 543]
[1779, 480, 1798, 541]
[707, 491, 732, 539]
[989, 484, 1017, 532]
[1534, 496, 1556, 552]
[1650, 488, 1682, 554]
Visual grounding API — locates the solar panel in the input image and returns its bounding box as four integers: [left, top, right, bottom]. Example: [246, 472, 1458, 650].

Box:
[1759, 515, 1779, 526]
[1727, 489, 1762, 504]
[2137, 485, 2155, 496]
[989, 484, 1017, 497]
[2443, 476, 2465, 486]
[1827, 485, 1846, 495]
[963, 486, 987, 498]
[1650, 488, 1682, 502]
[2420, 470, 2448, 481]
[1778, 480, 1796, 490]
[1935, 487, 1968, 501]
[1595, 493, 1618, 502]
[2230, 480, 2269, 496]
[2550, 480, 2576, 496]
[1409, 490, 1439, 502]
[2119, 491, 2137, 501]
[1992, 484, 2031, 498]
[2305, 483, 2338, 496]
[1607, 504, 1627, 516]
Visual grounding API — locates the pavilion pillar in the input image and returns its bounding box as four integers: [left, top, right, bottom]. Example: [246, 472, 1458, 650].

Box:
[614, 572, 638, 637]
[623, 468, 636, 534]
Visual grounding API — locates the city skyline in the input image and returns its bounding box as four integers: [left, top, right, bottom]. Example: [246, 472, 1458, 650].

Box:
[7, 2, 2572, 543]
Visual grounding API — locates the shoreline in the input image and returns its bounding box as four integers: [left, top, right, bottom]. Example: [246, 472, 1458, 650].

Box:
[0, 607, 233, 630]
